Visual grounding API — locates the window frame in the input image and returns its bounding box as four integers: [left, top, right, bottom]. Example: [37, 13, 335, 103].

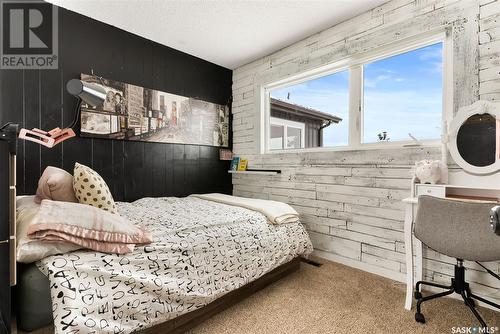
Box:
[260, 30, 452, 154]
[269, 117, 306, 150]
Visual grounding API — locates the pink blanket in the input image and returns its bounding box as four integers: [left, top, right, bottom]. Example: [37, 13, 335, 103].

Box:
[27, 199, 152, 254]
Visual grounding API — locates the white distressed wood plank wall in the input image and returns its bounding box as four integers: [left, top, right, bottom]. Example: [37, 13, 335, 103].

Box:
[231, 0, 500, 305]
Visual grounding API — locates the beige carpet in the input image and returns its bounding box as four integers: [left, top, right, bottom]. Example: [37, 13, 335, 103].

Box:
[187, 257, 500, 334]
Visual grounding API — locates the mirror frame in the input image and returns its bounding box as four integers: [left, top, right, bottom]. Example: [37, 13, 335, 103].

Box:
[448, 100, 500, 175]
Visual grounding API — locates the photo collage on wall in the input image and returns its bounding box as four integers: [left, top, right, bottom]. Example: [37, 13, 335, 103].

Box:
[80, 74, 229, 147]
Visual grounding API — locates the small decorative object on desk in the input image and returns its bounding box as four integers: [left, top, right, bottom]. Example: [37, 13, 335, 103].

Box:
[414, 159, 448, 184]
[219, 149, 233, 161]
[230, 157, 240, 171]
[237, 159, 248, 171]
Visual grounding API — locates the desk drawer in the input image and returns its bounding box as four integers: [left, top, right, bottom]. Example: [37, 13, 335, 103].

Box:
[415, 184, 445, 198]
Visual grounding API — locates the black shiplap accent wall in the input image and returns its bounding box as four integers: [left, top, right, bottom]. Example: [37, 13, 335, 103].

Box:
[0, 4, 233, 201]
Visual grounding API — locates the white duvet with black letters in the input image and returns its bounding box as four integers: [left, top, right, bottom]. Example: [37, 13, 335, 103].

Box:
[37, 197, 313, 333]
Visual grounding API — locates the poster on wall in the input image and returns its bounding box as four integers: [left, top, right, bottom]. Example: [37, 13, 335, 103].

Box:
[79, 74, 229, 147]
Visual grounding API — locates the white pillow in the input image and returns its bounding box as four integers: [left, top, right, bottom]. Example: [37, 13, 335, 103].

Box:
[16, 196, 80, 263]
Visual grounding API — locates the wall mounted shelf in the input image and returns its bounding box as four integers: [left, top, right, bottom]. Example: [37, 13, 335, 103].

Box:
[228, 169, 281, 175]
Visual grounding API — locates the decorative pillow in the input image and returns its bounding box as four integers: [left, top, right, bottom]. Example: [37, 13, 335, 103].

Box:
[16, 196, 80, 263]
[34, 166, 78, 204]
[27, 200, 152, 255]
[16, 196, 152, 263]
[73, 162, 117, 213]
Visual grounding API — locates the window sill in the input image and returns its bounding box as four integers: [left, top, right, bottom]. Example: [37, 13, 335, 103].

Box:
[263, 140, 442, 155]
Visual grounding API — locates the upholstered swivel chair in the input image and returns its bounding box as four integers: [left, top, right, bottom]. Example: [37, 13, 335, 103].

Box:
[413, 195, 500, 327]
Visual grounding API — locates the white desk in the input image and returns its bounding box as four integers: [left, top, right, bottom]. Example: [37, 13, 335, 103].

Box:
[402, 183, 500, 310]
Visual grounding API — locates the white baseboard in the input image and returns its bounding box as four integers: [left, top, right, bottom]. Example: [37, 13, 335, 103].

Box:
[312, 250, 406, 282]
[311, 250, 500, 313]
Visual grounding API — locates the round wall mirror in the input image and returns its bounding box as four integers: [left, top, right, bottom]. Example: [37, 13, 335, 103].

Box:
[449, 101, 500, 175]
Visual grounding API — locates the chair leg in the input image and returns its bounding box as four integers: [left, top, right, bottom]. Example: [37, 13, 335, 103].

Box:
[416, 280, 453, 292]
[463, 286, 476, 307]
[469, 293, 500, 310]
[415, 280, 453, 299]
[415, 288, 455, 324]
[461, 291, 487, 329]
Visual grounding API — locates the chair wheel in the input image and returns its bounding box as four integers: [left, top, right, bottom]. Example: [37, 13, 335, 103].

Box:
[415, 312, 426, 324]
[414, 291, 422, 299]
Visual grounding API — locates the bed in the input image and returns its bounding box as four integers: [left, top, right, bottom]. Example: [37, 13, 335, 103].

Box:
[16, 196, 313, 333]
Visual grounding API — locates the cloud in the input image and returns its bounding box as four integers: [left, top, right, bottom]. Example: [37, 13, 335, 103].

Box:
[364, 73, 405, 88]
[419, 61, 442, 75]
[365, 74, 390, 88]
[419, 47, 442, 61]
[272, 84, 349, 116]
[363, 89, 442, 142]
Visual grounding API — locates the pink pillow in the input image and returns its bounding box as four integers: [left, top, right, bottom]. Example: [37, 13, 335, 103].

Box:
[35, 166, 78, 204]
[27, 200, 152, 254]
[16, 196, 81, 263]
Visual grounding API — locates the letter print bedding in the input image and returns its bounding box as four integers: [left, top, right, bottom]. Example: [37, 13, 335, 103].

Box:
[37, 196, 313, 333]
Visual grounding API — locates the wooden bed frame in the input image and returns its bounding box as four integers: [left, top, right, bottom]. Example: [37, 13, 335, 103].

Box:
[19, 257, 302, 334]
[140, 257, 301, 334]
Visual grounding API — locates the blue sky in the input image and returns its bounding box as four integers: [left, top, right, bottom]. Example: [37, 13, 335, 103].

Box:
[271, 42, 443, 147]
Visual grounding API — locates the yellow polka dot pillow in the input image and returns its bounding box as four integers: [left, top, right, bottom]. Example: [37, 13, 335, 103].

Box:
[73, 163, 117, 214]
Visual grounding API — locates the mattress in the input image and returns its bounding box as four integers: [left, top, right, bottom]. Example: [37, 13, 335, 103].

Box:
[26, 196, 312, 333]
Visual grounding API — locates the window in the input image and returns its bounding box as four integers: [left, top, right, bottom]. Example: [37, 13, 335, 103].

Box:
[287, 127, 302, 149]
[269, 70, 349, 149]
[270, 124, 284, 150]
[264, 34, 446, 153]
[363, 43, 443, 143]
[270, 117, 305, 150]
